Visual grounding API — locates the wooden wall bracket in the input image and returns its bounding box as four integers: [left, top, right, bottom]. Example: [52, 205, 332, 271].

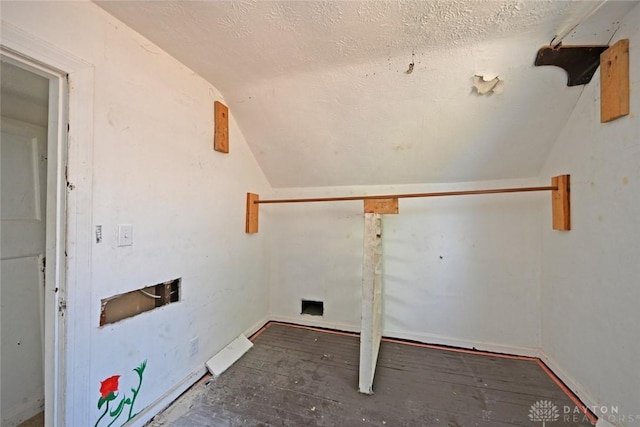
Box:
[552, 175, 570, 231]
[246, 193, 259, 233]
[601, 39, 630, 123]
[534, 45, 608, 86]
[364, 198, 399, 214]
[214, 101, 229, 153]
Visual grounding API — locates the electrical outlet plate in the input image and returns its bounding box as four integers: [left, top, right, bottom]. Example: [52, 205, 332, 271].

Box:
[118, 224, 133, 246]
[190, 337, 199, 357]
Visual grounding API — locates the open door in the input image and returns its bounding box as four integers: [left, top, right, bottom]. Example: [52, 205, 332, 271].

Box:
[1, 62, 49, 426]
[1, 53, 66, 427]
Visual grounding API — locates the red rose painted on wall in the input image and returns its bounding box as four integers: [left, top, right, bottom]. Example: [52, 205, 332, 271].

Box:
[95, 361, 146, 427]
[99, 375, 120, 398]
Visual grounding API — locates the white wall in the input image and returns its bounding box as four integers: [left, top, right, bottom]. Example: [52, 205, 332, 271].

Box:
[268, 178, 543, 354]
[540, 3, 640, 425]
[4, 1, 637, 424]
[2, 2, 271, 426]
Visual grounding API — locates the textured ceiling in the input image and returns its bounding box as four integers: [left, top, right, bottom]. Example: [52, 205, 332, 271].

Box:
[95, 1, 637, 187]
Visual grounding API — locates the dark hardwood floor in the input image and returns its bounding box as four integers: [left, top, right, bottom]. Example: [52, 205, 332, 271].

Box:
[148, 323, 594, 427]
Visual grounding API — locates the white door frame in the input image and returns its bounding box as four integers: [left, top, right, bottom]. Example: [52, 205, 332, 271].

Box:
[1, 22, 94, 427]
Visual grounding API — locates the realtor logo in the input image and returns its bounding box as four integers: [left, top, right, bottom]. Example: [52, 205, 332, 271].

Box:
[529, 400, 560, 426]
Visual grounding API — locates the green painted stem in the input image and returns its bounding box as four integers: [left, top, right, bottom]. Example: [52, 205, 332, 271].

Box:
[106, 408, 121, 427]
[127, 371, 144, 420]
[95, 400, 109, 427]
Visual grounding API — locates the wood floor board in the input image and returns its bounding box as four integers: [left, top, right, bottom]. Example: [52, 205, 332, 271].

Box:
[148, 324, 593, 427]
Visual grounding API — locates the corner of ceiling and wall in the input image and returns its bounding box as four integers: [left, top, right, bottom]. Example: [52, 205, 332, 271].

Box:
[95, 0, 637, 188]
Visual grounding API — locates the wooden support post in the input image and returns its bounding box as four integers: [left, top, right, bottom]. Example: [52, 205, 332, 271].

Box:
[359, 213, 383, 394]
[246, 193, 259, 234]
[214, 101, 229, 153]
[601, 39, 630, 123]
[552, 175, 570, 231]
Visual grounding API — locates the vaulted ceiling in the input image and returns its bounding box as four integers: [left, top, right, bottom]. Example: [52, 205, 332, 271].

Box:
[95, 1, 637, 188]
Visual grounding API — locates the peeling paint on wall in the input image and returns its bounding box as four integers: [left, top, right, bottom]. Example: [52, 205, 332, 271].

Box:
[473, 75, 504, 95]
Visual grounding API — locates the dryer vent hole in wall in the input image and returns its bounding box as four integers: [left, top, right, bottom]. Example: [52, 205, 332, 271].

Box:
[100, 278, 181, 326]
[301, 300, 324, 316]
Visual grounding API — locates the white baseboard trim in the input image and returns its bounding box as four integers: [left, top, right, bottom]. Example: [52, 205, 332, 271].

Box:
[206, 335, 253, 377]
[125, 367, 207, 427]
[538, 350, 596, 405]
[125, 316, 270, 426]
[383, 328, 539, 358]
[268, 314, 361, 334]
[244, 314, 270, 338]
[538, 351, 624, 427]
[267, 316, 538, 358]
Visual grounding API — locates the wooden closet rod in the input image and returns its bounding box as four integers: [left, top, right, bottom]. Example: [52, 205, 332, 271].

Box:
[256, 185, 557, 204]
[246, 175, 570, 233]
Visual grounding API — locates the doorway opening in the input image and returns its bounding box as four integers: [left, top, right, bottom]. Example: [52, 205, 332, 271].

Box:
[1, 53, 67, 427]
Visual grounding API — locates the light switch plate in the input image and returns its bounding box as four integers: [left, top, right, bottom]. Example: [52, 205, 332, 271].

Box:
[118, 224, 133, 246]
